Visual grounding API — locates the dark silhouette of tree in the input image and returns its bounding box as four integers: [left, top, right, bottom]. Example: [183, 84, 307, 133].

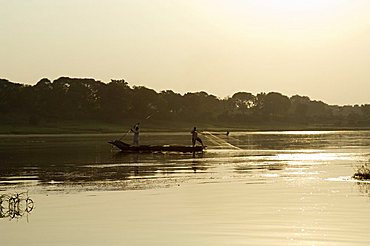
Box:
[182, 92, 221, 122]
[131, 86, 160, 119]
[290, 95, 311, 123]
[0, 79, 32, 123]
[255, 92, 291, 122]
[0, 77, 369, 128]
[49, 77, 103, 119]
[159, 90, 183, 120]
[99, 79, 132, 122]
[361, 104, 370, 116]
[231, 92, 255, 113]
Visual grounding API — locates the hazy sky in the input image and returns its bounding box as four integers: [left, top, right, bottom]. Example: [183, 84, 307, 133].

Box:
[1, 0, 370, 105]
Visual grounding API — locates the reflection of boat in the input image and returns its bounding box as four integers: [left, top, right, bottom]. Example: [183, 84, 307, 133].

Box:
[109, 140, 205, 153]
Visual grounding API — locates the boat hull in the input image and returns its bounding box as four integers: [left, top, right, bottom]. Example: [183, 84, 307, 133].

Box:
[109, 140, 205, 153]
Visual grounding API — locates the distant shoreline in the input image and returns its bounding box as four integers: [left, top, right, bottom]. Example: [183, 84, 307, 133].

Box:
[0, 120, 369, 135]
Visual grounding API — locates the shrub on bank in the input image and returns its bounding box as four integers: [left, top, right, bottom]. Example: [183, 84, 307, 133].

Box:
[353, 161, 370, 180]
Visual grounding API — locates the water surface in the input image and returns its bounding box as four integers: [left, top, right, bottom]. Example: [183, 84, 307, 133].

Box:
[1, 131, 370, 245]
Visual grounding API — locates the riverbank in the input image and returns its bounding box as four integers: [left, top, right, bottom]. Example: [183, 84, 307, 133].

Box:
[0, 120, 369, 134]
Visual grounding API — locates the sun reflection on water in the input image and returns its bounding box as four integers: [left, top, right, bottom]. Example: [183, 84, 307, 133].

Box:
[276, 152, 352, 162]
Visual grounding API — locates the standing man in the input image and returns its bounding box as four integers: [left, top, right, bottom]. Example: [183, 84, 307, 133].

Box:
[191, 127, 204, 147]
[131, 123, 140, 146]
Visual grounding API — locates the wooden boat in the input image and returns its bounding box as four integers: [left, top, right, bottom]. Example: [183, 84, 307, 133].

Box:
[109, 140, 205, 153]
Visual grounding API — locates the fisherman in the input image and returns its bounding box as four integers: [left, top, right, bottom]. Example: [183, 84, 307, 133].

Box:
[131, 123, 140, 146]
[191, 127, 204, 147]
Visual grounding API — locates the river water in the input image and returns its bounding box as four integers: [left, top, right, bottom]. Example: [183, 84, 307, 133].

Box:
[0, 131, 370, 245]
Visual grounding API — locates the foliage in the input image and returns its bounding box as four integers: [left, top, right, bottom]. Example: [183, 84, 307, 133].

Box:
[1, 77, 370, 128]
[353, 161, 370, 180]
[0, 192, 34, 220]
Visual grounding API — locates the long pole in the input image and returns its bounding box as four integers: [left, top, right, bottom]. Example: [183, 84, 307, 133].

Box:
[118, 129, 131, 141]
[117, 110, 158, 141]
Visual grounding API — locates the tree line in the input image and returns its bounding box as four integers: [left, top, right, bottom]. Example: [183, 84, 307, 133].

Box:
[1, 77, 370, 128]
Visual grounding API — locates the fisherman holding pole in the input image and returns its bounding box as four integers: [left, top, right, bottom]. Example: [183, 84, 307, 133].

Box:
[131, 123, 140, 146]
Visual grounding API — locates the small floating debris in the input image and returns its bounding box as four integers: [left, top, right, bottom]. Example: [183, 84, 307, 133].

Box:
[353, 161, 370, 180]
[0, 192, 34, 220]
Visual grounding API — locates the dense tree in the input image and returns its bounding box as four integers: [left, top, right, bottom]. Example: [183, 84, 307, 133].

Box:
[290, 95, 311, 123]
[261, 92, 291, 117]
[131, 86, 160, 118]
[99, 79, 132, 121]
[230, 92, 255, 114]
[159, 90, 183, 120]
[0, 77, 369, 128]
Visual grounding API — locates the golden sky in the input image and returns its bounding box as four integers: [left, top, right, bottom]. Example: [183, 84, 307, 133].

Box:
[1, 0, 370, 105]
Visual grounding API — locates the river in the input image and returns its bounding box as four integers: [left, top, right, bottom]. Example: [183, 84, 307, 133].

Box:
[1, 131, 370, 245]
